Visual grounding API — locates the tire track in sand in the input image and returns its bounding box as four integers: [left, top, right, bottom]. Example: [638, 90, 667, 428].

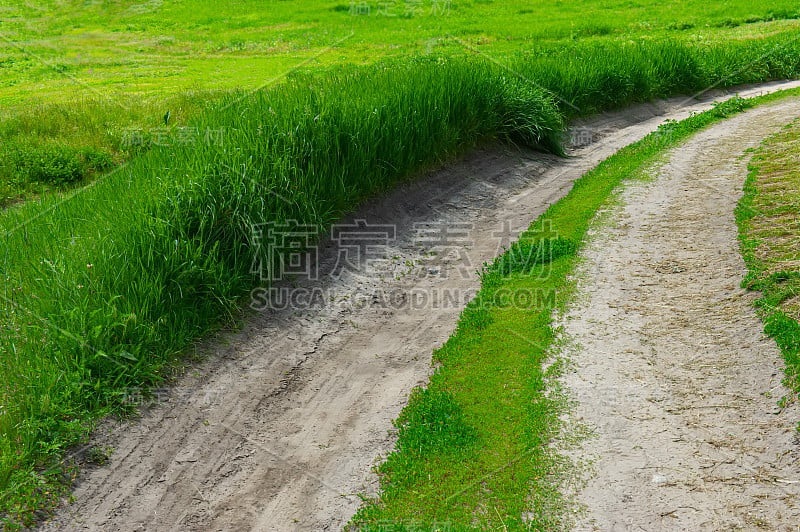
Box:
[561, 98, 800, 530]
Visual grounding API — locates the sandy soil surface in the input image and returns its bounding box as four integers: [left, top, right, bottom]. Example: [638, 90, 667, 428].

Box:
[40, 81, 800, 532]
[560, 98, 800, 531]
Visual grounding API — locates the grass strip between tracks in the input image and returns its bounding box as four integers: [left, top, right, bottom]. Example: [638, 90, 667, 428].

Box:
[350, 88, 800, 530]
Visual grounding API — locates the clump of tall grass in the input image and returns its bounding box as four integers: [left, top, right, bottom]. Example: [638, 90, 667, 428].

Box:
[514, 35, 800, 117]
[2, 34, 800, 526]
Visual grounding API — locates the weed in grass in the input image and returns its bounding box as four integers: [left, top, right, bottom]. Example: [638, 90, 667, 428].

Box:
[84, 446, 113, 466]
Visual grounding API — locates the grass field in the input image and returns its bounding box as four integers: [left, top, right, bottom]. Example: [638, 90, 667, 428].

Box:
[3, 0, 800, 528]
[3, 0, 800, 204]
[4, 0, 800, 104]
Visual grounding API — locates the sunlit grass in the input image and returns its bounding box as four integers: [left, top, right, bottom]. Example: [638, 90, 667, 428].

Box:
[3, 0, 799, 105]
[0, 55, 564, 528]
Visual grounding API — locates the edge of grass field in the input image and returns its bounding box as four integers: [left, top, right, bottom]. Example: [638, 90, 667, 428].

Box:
[348, 87, 800, 530]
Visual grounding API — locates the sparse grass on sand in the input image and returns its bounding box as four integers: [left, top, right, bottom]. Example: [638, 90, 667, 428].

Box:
[738, 118, 800, 395]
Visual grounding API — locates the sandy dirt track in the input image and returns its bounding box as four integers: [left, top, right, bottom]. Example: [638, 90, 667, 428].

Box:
[40, 81, 800, 531]
[561, 98, 800, 530]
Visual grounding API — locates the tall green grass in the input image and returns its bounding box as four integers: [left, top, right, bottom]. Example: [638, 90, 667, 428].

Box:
[0, 56, 563, 527]
[2, 35, 800, 526]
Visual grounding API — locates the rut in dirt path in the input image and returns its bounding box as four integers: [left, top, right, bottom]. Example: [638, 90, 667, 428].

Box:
[561, 98, 800, 531]
[39, 82, 800, 532]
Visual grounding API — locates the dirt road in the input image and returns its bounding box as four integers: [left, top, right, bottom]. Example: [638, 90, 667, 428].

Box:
[560, 98, 800, 530]
[41, 81, 800, 531]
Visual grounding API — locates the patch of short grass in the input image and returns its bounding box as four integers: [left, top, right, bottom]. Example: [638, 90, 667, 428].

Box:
[0, 91, 219, 206]
[4, 0, 800, 105]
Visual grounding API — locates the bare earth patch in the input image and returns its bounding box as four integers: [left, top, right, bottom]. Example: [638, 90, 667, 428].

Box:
[560, 98, 800, 530]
